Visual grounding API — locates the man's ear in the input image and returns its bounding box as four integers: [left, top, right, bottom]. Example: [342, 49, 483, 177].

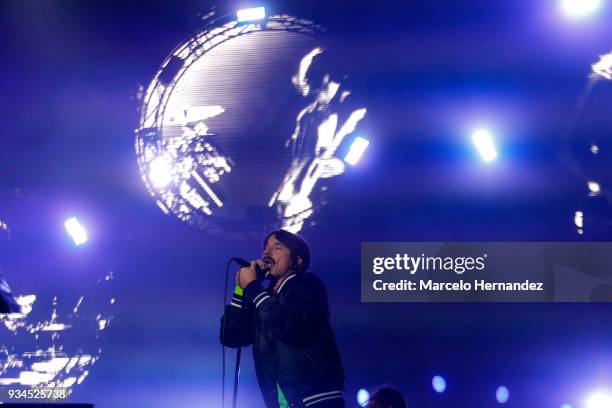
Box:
[294, 256, 303, 269]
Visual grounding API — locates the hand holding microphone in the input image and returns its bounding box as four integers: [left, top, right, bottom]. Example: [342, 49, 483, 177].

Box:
[233, 257, 272, 289]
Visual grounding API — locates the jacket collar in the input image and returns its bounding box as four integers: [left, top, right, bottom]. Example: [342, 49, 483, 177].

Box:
[275, 273, 297, 294]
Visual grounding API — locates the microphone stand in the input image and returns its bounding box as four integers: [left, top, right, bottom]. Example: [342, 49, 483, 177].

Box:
[233, 347, 241, 408]
[224, 258, 271, 408]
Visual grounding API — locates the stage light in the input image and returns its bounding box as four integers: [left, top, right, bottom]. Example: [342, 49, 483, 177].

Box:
[472, 128, 498, 162]
[574, 210, 584, 228]
[588, 180, 601, 195]
[356, 388, 370, 407]
[149, 156, 172, 189]
[592, 52, 612, 80]
[586, 391, 612, 408]
[64, 217, 87, 246]
[496, 386, 509, 404]
[560, 404, 573, 408]
[561, 0, 601, 18]
[237, 7, 266, 22]
[344, 137, 369, 166]
[432, 375, 447, 393]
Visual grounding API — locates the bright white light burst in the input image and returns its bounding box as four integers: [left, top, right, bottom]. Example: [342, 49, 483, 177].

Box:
[356, 389, 370, 407]
[562, 0, 601, 18]
[64, 217, 87, 246]
[574, 210, 584, 228]
[344, 137, 370, 165]
[585, 391, 612, 408]
[237, 7, 266, 23]
[592, 52, 612, 80]
[588, 180, 601, 195]
[149, 156, 173, 189]
[472, 129, 498, 162]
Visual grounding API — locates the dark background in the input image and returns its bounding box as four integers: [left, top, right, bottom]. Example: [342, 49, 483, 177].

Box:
[1, 0, 611, 406]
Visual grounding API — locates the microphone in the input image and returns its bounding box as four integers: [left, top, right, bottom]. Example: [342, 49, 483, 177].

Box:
[232, 257, 270, 281]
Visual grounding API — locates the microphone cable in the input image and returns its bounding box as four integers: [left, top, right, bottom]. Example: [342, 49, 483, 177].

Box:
[221, 257, 232, 408]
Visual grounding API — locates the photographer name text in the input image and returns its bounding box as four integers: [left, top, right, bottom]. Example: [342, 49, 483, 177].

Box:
[372, 279, 544, 292]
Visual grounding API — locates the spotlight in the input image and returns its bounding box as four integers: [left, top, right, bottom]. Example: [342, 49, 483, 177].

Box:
[561, 0, 601, 18]
[472, 128, 498, 162]
[560, 404, 573, 408]
[236, 7, 266, 23]
[432, 375, 447, 393]
[64, 217, 88, 246]
[149, 156, 172, 189]
[574, 210, 584, 228]
[344, 137, 370, 165]
[585, 391, 612, 408]
[356, 388, 370, 407]
[588, 180, 601, 195]
[496, 386, 509, 404]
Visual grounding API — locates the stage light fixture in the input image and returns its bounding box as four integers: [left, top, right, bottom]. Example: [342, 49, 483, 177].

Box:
[472, 128, 498, 162]
[586, 391, 612, 408]
[356, 388, 369, 407]
[432, 375, 447, 393]
[64, 217, 87, 246]
[496, 386, 509, 404]
[561, 0, 601, 18]
[588, 180, 601, 195]
[237, 7, 266, 22]
[574, 210, 584, 228]
[344, 137, 369, 165]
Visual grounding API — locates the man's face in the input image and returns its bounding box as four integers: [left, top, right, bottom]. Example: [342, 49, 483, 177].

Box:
[262, 235, 294, 279]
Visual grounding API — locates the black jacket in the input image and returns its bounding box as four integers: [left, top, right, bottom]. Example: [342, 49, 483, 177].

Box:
[220, 272, 345, 408]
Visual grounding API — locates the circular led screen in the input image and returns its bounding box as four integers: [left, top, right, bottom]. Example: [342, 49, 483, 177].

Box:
[136, 14, 368, 236]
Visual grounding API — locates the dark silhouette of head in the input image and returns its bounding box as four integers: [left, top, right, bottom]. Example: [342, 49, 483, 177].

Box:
[366, 385, 407, 408]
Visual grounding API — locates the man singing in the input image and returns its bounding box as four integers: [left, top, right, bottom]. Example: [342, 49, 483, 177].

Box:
[220, 230, 345, 407]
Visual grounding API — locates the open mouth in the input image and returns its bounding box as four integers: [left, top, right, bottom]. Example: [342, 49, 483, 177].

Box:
[263, 256, 274, 267]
